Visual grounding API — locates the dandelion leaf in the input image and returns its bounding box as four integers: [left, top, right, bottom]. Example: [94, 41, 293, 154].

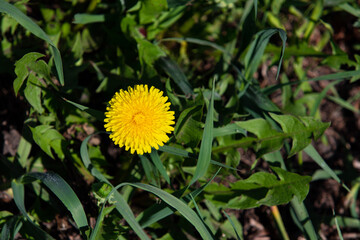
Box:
[30, 125, 66, 160]
[235, 114, 330, 157]
[236, 118, 284, 157]
[13, 52, 44, 95]
[205, 167, 311, 209]
[270, 113, 330, 157]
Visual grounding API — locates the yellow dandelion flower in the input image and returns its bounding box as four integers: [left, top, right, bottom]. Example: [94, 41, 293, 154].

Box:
[104, 85, 175, 155]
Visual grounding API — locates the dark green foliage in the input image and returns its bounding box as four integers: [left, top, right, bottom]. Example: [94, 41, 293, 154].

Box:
[1, 0, 359, 239]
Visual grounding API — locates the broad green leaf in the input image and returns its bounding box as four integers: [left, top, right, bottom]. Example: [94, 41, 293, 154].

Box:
[16, 134, 32, 169]
[205, 167, 311, 209]
[236, 118, 284, 156]
[138, 39, 166, 66]
[13, 52, 44, 95]
[270, 113, 330, 157]
[139, 0, 168, 24]
[28, 59, 51, 82]
[264, 151, 318, 239]
[24, 74, 44, 114]
[29, 125, 66, 159]
[0, 0, 64, 85]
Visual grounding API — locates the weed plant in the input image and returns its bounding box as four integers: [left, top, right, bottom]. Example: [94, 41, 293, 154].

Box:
[1, 0, 360, 239]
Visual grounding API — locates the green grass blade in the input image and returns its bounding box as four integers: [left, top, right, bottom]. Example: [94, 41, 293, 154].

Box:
[310, 79, 341, 116]
[223, 211, 243, 240]
[290, 197, 318, 240]
[156, 57, 193, 95]
[263, 70, 360, 95]
[22, 172, 89, 230]
[73, 13, 105, 24]
[140, 154, 159, 186]
[11, 180, 55, 240]
[108, 183, 215, 240]
[0, 0, 64, 85]
[90, 189, 152, 240]
[333, 210, 344, 240]
[62, 97, 105, 121]
[1, 216, 23, 240]
[189, 78, 215, 185]
[327, 95, 360, 114]
[160, 37, 230, 57]
[304, 145, 350, 191]
[244, 28, 286, 80]
[158, 145, 194, 157]
[150, 150, 171, 185]
[80, 133, 109, 183]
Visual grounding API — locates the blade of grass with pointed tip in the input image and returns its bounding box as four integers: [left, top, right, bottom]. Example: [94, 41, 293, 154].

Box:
[63, 97, 105, 121]
[156, 57, 193, 95]
[223, 211, 243, 240]
[20, 172, 88, 231]
[189, 79, 215, 185]
[150, 150, 171, 185]
[160, 37, 230, 56]
[310, 79, 341, 116]
[304, 145, 350, 191]
[80, 133, 109, 183]
[80, 133, 150, 240]
[327, 95, 360, 114]
[244, 28, 287, 81]
[333, 210, 345, 240]
[0, 0, 64, 85]
[263, 70, 360, 95]
[140, 154, 159, 186]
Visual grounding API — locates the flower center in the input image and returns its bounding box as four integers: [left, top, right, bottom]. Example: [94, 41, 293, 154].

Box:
[133, 112, 146, 125]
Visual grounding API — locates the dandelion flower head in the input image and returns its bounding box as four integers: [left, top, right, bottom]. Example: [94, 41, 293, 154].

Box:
[104, 85, 175, 155]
